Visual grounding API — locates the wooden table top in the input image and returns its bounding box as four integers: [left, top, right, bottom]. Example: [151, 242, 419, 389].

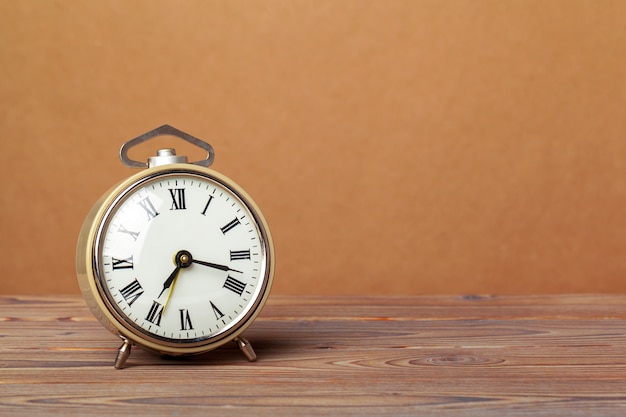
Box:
[2, 294, 626, 416]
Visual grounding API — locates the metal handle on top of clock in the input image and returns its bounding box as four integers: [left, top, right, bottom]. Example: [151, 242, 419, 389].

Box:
[120, 124, 215, 168]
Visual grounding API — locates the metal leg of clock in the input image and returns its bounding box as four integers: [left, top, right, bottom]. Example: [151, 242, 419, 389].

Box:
[235, 336, 257, 362]
[114, 337, 133, 369]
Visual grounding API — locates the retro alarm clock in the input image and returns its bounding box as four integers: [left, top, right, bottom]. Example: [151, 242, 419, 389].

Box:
[76, 125, 274, 368]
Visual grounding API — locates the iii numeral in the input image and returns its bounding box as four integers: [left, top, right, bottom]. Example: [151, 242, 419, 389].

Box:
[112, 255, 134, 270]
[179, 309, 193, 330]
[230, 250, 251, 261]
[119, 278, 144, 306]
[138, 196, 160, 220]
[223, 275, 246, 296]
[169, 188, 186, 210]
[220, 217, 241, 234]
[145, 301, 164, 326]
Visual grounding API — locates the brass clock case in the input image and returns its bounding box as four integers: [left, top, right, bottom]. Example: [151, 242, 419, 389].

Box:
[76, 162, 274, 365]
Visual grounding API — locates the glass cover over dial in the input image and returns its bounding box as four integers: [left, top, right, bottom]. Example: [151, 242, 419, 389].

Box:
[95, 170, 269, 346]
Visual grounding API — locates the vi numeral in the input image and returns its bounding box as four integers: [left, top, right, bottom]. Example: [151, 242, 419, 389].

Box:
[179, 309, 193, 330]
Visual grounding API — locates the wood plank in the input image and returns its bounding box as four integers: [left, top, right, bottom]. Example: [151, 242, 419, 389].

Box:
[1, 295, 626, 416]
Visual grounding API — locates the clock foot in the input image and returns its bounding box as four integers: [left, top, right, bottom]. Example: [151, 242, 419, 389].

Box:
[235, 337, 257, 362]
[114, 337, 132, 369]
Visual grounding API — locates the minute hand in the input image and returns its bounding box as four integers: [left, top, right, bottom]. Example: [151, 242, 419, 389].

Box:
[192, 259, 242, 274]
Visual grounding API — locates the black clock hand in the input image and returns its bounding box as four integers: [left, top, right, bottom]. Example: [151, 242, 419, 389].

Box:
[158, 265, 182, 299]
[158, 250, 240, 309]
[191, 259, 243, 274]
[158, 250, 193, 314]
[161, 269, 182, 314]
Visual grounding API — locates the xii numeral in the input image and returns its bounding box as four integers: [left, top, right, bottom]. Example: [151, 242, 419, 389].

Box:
[169, 188, 186, 210]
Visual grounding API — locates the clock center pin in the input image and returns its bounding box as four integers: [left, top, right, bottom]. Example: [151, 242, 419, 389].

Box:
[175, 250, 193, 268]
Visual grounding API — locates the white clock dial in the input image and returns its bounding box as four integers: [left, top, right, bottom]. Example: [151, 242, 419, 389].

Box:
[95, 170, 269, 346]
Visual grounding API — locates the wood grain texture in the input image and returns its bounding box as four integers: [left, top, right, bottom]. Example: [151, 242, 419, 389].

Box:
[1, 295, 626, 416]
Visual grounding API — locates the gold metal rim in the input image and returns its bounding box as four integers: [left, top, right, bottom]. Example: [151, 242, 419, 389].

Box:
[76, 164, 275, 356]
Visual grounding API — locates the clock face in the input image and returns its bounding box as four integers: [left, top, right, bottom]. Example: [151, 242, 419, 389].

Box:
[93, 168, 271, 347]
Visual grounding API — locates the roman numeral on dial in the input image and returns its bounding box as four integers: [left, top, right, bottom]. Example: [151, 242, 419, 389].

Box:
[118, 224, 139, 241]
[230, 250, 251, 261]
[223, 276, 246, 296]
[112, 255, 134, 270]
[119, 278, 144, 306]
[220, 217, 241, 234]
[201, 195, 213, 216]
[210, 301, 224, 320]
[169, 188, 186, 210]
[179, 309, 193, 330]
[138, 196, 159, 220]
[146, 301, 164, 326]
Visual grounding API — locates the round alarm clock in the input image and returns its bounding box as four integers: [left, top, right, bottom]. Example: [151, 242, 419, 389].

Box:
[76, 125, 274, 368]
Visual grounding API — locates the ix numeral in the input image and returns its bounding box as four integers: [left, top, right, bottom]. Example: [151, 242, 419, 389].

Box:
[112, 255, 134, 270]
[169, 188, 187, 210]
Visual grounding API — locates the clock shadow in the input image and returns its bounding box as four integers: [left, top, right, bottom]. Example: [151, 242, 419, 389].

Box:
[120, 319, 327, 368]
[123, 333, 287, 368]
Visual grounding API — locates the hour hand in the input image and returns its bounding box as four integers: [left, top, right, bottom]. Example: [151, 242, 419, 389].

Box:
[191, 259, 242, 274]
[158, 250, 192, 299]
[158, 265, 181, 298]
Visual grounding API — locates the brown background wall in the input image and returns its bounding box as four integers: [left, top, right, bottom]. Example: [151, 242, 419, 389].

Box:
[1, 0, 626, 295]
